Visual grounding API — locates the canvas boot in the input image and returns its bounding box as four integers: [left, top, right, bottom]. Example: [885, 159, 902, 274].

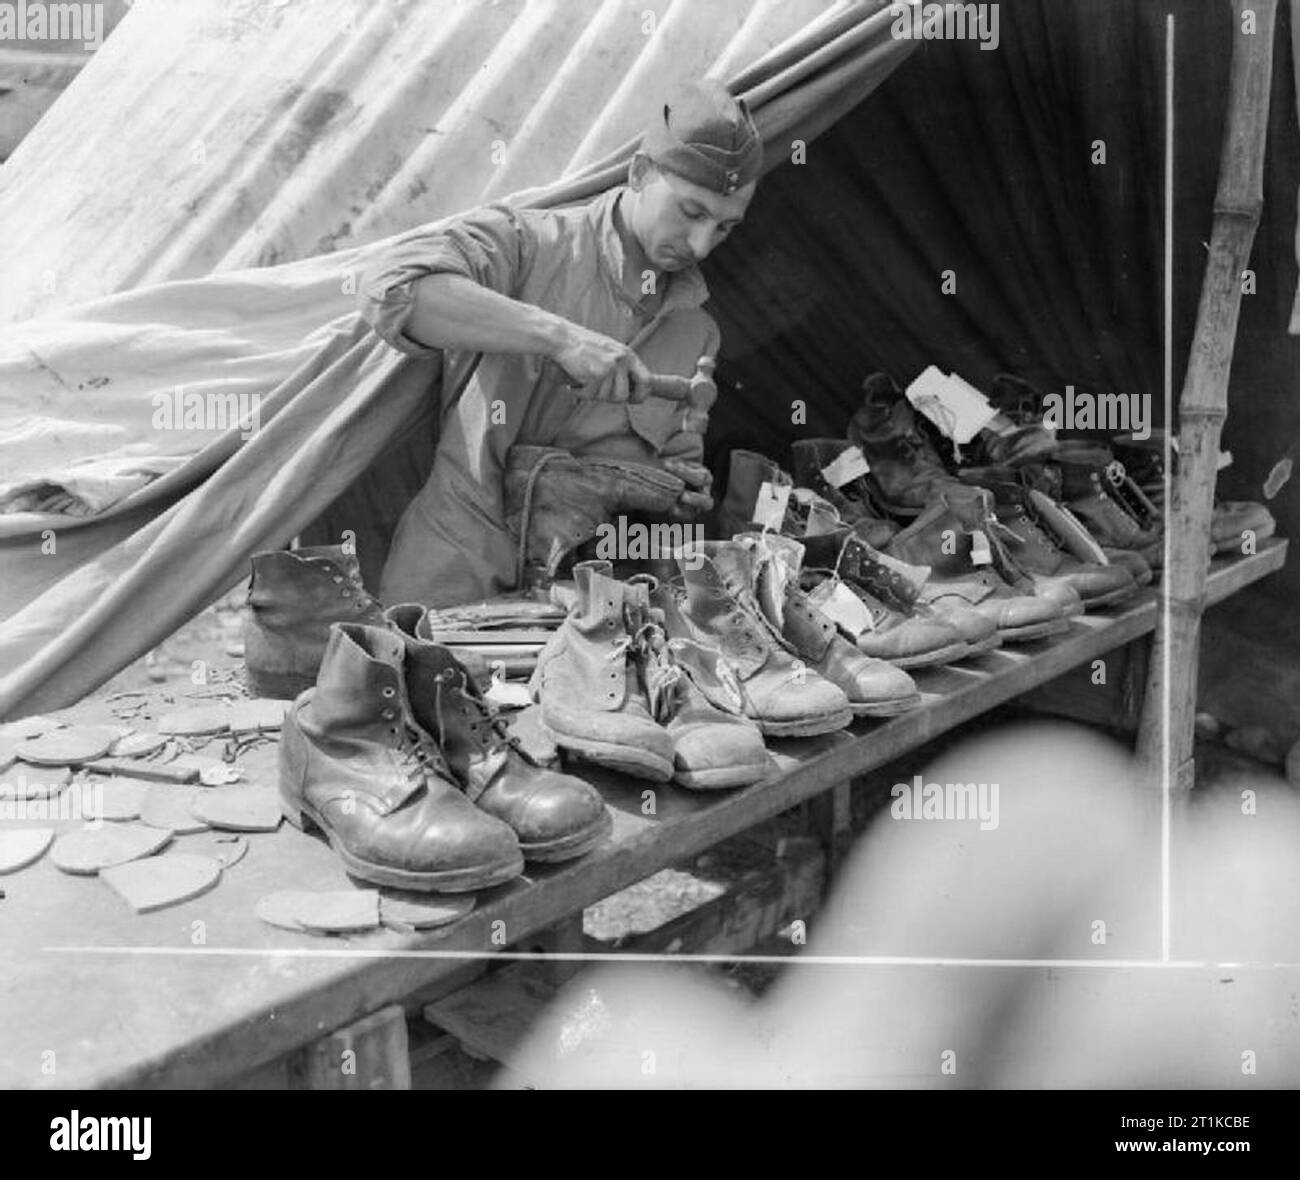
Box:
[244, 545, 386, 699]
[529, 560, 676, 781]
[733, 533, 920, 716]
[827, 535, 989, 665]
[398, 639, 611, 863]
[278, 623, 523, 892]
[677, 541, 852, 737]
[885, 493, 1071, 642]
[847, 372, 961, 517]
[790, 438, 898, 547]
[957, 470, 1139, 608]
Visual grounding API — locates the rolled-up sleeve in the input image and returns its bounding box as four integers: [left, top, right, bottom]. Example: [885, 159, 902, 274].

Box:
[357, 203, 535, 355]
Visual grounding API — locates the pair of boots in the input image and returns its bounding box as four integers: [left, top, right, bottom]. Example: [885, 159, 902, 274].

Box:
[279, 619, 611, 893]
[531, 561, 774, 789]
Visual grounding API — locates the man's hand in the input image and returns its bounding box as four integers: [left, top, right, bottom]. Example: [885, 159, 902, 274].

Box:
[664, 457, 713, 520]
[552, 322, 653, 403]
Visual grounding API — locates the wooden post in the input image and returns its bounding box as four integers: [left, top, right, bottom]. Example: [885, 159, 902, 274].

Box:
[1137, 0, 1277, 789]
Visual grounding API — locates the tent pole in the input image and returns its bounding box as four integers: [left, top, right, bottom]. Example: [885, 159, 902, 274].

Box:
[1136, 0, 1277, 790]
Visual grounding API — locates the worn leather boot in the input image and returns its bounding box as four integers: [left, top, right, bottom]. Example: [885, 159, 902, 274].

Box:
[278, 624, 523, 892]
[957, 471, 1138, 608]
[790, 438, 898, 547]
[847, 373, 961, 517]
[1043, 444, 1164, 564]
[245, 545, 386, 698]
[735, 533, 920, 715]
[634, 579, 771, 789]
[502, 445, 686, 589]
[885, 494, 1070, 642]
[530, 560, 677, 781]
[974, 374, 1061, 466]
[938, 482, 1086, 617]
[399, 640, 612, 863]
[676, 541, 852, 737]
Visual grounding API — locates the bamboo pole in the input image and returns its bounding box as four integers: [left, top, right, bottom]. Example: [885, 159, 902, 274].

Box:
[1137, 0, 1277, 790]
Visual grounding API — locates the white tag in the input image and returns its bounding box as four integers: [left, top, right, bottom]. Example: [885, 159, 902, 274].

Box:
[970, 529, 993, 566]
[820, 445, 870, 488]
[815, 581, 876, 638]
[485, 680, 531, 709]
[752, 481, 791, 530]
[905, 366, 997, 444]
[1217, 449, 1232, 470]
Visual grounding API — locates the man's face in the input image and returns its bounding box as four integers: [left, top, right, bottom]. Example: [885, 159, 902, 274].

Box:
[629, 160, 755, 272]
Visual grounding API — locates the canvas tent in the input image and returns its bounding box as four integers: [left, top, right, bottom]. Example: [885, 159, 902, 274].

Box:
[0, 0, 1296, 728]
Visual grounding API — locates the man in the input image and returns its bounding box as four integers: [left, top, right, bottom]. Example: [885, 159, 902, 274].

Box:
[359, 80, 762, 607]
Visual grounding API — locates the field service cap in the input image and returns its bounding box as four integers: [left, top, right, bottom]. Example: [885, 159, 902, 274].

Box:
[642, 80, 763, 196]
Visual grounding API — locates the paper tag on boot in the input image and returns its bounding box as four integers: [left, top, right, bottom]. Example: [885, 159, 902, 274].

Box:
[820, 445, 870, 488]
[752, 481, 791, 531]
[814, 581, 876, 638]
[906, 367, 997, 444]
[970, 528, 993, 566]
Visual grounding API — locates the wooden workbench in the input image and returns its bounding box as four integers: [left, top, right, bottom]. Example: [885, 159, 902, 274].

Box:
[0, 540, 1285, 1089]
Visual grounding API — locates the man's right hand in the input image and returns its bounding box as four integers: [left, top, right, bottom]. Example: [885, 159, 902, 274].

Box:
[551, 322, 653, 404]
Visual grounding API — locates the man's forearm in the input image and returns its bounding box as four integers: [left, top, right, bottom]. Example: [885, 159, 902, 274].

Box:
[404, 273, 571, 357]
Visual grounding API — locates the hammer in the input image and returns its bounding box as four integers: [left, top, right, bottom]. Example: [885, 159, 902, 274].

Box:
[644, 355, 717, 405]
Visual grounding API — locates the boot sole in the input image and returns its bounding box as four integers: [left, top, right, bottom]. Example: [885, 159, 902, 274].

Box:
[878, 641, 974, 669]
[674, 762, 774, 789]
[758, 708, 854, 738]
[997, 617, 1070, 643]
[954, 634, 1002, 658]
[1076, 582, 1143, 610]
[849, 693, 922, 717]
[286, 797, 524, 894]
[517, 808, 613, 863]
[556, 735, 675, 782]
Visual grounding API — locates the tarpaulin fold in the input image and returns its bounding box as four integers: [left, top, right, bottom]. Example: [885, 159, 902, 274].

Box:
[0, 0, 914, 718]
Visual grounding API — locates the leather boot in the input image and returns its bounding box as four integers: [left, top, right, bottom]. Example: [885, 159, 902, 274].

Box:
[398, 640, 612, 863]
[973, 373, 1060, 466]
[938, 482, 1086, 617]
[676, 541, 852, 737]
[635, 579, 771, 789]
[1043, 444, 1164, 564]
[885, 493, 1071, 642]
[716, 449, 786, 538]
[278, 624, 523, 892]
[790, 438, 898, 547]
[847, 373, 961, 517]
[530, 561, 677, 781]
[245, 545, 385, 698]
[502, 445, 685, 590]
[957, 470, 1138, 607]
[735, 533, 920, 715]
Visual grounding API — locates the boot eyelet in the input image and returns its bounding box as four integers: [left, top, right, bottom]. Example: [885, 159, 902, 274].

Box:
[341, 589, 352, 598]
[381, 709, 395, 720]
[332, 575, 344, 583]
[381, 686, 396, 698]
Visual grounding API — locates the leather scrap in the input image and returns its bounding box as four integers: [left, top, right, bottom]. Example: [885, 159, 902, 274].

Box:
[379, 891, 474, 931]
[156, 705, 234, 737]
[139, 785, 210, 834]
[93, 776, 152, 821]
[226, 698, 289, 734]
[256, 889, 380, 934]
[0, 828, 55, 874]
[108, 731, 169, 758]
[100, 853, 223, 913]
[16, 726, 117, 766]
[189, 786, 281, 832]
[5, 766, 72, 799]
[51, 823, 173, 875]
